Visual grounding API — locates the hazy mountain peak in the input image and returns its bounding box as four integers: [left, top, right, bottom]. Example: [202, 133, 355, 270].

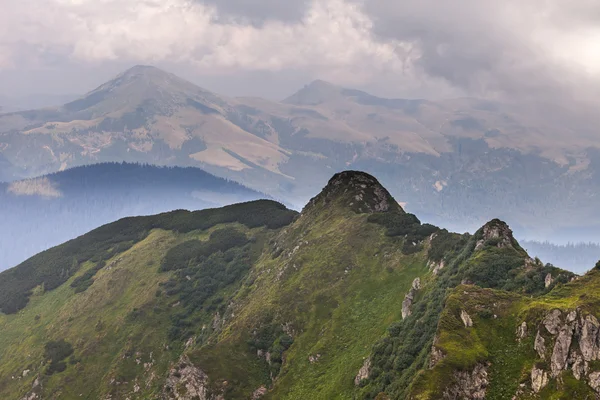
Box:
[303, 170, 403, 214]
[283, 79, 343, 105]
[61, 65, 224, 117]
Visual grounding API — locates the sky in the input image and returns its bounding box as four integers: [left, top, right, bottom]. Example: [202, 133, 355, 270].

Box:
[0, 0, 599, 104]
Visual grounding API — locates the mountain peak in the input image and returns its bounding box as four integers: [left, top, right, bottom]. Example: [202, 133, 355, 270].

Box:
[283, 79, 342, 105]
[303, 170, 403, 214]
[61, 65, 223, 116]
[475, 218, 518, 251]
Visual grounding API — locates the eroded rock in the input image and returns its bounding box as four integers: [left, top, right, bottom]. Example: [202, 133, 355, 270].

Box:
[252, 386, 267, 399]
[534, 330, 546, 360]
[544, 273, 554, 288]
[443, 363, 489, 399]
[461, 310, 473, 328]
[516, 322, 527, 341]
[543, 310, 562, 335]
[580, 314, 600, 361]
[354, 358, 371, 386]
[588, 371, 600, 393]
[550, 324, 574, 377]
[164, 355, 212, 400]
[531, 366, 549, 393]
[402, 278, 421, 319]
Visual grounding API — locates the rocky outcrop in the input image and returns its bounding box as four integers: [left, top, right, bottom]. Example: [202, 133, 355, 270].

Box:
[163, 355, 214, 400]
[528, 309, 600, 395]
[428, 259, 445, 275]
[579, 314, 600, 361]
[303, 171, 402, 214]
[402, 278, 421, 319]
[461, 310, 473, 328]
[474, 219, 514, 251]
[443, 363, 489, 399]
[543, 309, 562, 335]
[544, 273, 554, 288]
[20, 376, 42, 400]
[516, 322, 527, 341]
[534, 330, 546, 359]
[589, 371, 600, 392]
[252, 386, 267, 399]
[531, 366, 549, 393]
[354, 358, 371, 386]
[551, 324, 574, 377]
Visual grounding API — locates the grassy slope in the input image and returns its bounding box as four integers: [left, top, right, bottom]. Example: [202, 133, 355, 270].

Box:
[410, 270, 600, 400]
[188, 196, 432, 399]
[0, 220, 281, 400]
[0, 229, 178, 399]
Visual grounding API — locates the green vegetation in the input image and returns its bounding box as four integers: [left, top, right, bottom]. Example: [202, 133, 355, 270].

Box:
[0, 173, 596, 400]
[367, 212, 439, 254]
[44, 340, 74, 375]
[70, 260, 106, 293]
[0, 200, 296, 314]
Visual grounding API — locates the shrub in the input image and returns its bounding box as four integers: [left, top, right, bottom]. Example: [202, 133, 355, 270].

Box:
[44, 339, 74, 375]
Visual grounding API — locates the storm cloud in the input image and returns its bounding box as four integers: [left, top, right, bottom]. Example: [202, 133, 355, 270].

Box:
[0, 0, 599, 105]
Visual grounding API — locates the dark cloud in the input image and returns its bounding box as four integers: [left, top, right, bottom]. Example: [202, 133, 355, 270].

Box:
[357, 0, 600, 104]
[199, 0, 310, 24]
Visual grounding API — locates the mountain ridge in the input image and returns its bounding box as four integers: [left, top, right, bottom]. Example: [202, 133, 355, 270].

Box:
[1, 170, 595, 399]
[2, 65, 600, 244]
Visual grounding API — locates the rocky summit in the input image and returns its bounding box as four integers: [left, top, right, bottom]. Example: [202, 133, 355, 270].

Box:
[0, 170, 598, 400]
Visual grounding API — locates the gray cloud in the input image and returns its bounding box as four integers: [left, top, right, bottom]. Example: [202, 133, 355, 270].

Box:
[357, 0, 600, 102]
[199, 0, 309, 24]
[0, 0, 598, 113]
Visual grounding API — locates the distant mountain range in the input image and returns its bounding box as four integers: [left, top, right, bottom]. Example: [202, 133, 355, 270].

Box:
[0, 162, 266, 271]
[1, 65, 599, 242]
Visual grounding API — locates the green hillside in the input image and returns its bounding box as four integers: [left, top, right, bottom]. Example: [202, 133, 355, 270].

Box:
[0, 171, 597, 400]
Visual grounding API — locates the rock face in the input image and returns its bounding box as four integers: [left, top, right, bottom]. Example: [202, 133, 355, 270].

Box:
[527, 309, 600, 395]
[354, 358, 371, 386]
[428, 259, 445, 275]
[474, 219, 514, 251]
[461, 310, 473, 328]
[164, 356, 213, 400]
[580, 314, 600, 361]
[543, 309, 562, 335]
[534, 330, 546, 359]
[544, 273, 554, 288]
[551, 324, 574, 377]
[251, 386, 267, 399]
[516, 322, 527, 341]
[531, 366, 549, 393]
[402, 278, 421, 319]
[443, 363, 489, 400]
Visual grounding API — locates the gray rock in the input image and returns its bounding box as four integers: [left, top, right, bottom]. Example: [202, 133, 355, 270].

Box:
[516, 322, 527, 341]
[543, 310, 562, 335]
[580, 314, 600, 361]
[544, 273, 553, 288]
[402, 278, 421, 319]
[571, 353, 585, 380]
[461, 310, 473, 328]
[531, 366, 549, 393]
[534, 330, 546, 360]
[443, 362, 489, 399]
[589, 371, 600, 393]
[354, 358, 371, 386]
[252, 386, 267, 399]
[164, 355, 213, 400]
[412, 277, 421, 290]
[550, 324, 574, 377]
